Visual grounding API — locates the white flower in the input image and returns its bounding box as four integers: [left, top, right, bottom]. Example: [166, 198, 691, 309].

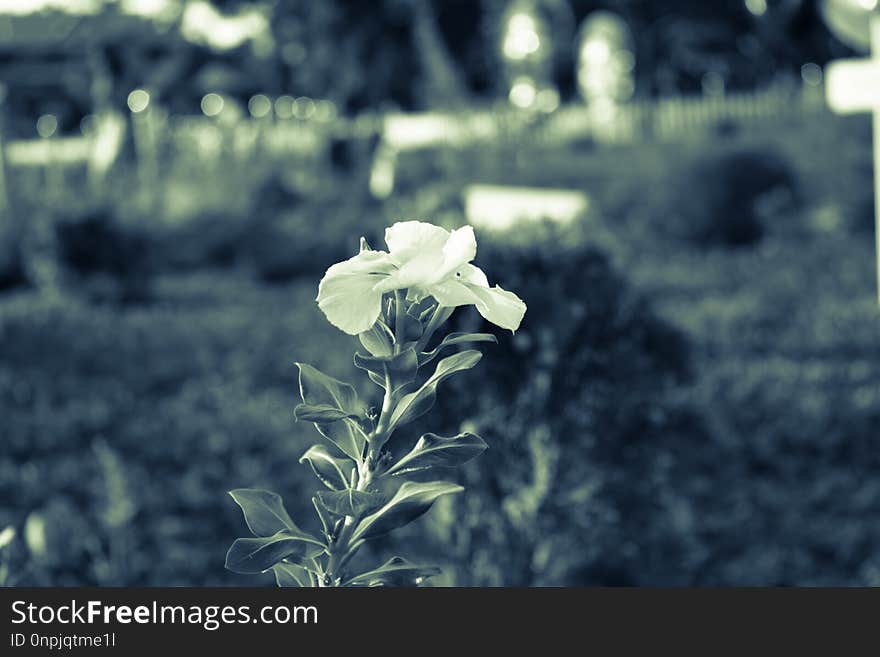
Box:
[316, 221, 527, 335]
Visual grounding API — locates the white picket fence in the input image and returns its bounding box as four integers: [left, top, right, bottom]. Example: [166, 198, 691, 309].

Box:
[549, 81, 827, 145]
[378, 80, 828, 154]
[0, 80, 830, 177]
[367, 80, 829, 197]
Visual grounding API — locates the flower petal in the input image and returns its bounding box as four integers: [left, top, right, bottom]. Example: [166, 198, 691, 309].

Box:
[384, 221, 450, 263]
[428, 266, 526, 332]
[428, 279, 479, 309]
[316, 250, 395, 335]
[434, 225, 477, 281]
[375, 221, 452, 292]
[458, 263, 488, 287]
[374, 257, 441, 293]
[428, 264, 491, 307]
[465, 284, 526, 332]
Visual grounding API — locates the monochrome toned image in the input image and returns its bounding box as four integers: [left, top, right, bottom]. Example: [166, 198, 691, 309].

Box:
[0, 0, 878, 588]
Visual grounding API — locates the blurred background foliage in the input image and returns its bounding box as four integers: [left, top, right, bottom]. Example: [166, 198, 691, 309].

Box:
[1, 0, 879, 586]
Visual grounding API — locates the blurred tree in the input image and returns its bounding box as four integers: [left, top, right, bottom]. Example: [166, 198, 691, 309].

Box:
[477, 0, 575, 98]
[566, 0, 844, 94]
[267, 0, 415, 111]
[0, 0, 861, 120]
[267, 0, 470, 111]
[408, 0, 470, 107]
[0, 85, 26, 292]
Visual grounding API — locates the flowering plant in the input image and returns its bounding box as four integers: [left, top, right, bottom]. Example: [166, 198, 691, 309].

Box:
[225, 221, 525, 587]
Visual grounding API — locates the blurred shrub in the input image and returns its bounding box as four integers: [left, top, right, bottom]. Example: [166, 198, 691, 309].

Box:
[791, 115, 873, 236]
[851, 195, 875, 235]
[837, 145, 874, 236]
[329, 133, 381, 176]
[155, 211, 251, 271]
[153, 173, 384, 282]
[54, 210, 154, 303]
[252, 173, 306, 213]
[241, 210, 353, 282]
[153, 176, 301, 272]
[242, 198, 385, 284]
[662, 146, 799, 247]
[400, 222, 705, 585]
[0, 236, 27, 292]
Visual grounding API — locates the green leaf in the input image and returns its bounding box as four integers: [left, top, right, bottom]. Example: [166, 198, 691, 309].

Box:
[419, 332, 497, 366]
[359, 321, 394, 358]
[316, 489, 385, 517]
[294, 403, 358, 423]
[386, 432, 488, 477]
[406, 295, 435, 321]
[294, 363, 367, 461]
[228, 489, 303, 537]
[366, 369, 386, 389]
[299, 445, 353, 491]
[354, 347, 419, 387]
[225, 530, 325, 574]
[226, 490, 325, 575]
[395, 310, 423, 342]
[388, 351, 482, 432]
[351, 481, 464, 542]
[296, 362, 362, 414]
[343, 556, 441, 587]
[272, 561, 312, 587]
[315, 419, 368, 462]
[312, 496, 332, 542]
[417, 305, 455, 347]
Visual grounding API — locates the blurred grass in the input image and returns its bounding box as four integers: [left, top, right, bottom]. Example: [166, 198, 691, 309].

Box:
[575, 114, 880, 585]
[0, 272, 361, 585]
[620, 231, 880, 585]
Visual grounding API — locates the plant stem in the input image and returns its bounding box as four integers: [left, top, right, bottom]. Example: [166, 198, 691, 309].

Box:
[393, 289, 407, 348]
[325, 291, 411, 585]
[372, 367, 394, 444]
[417, 304, 452, 352]
[372, 291, 403, 446]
